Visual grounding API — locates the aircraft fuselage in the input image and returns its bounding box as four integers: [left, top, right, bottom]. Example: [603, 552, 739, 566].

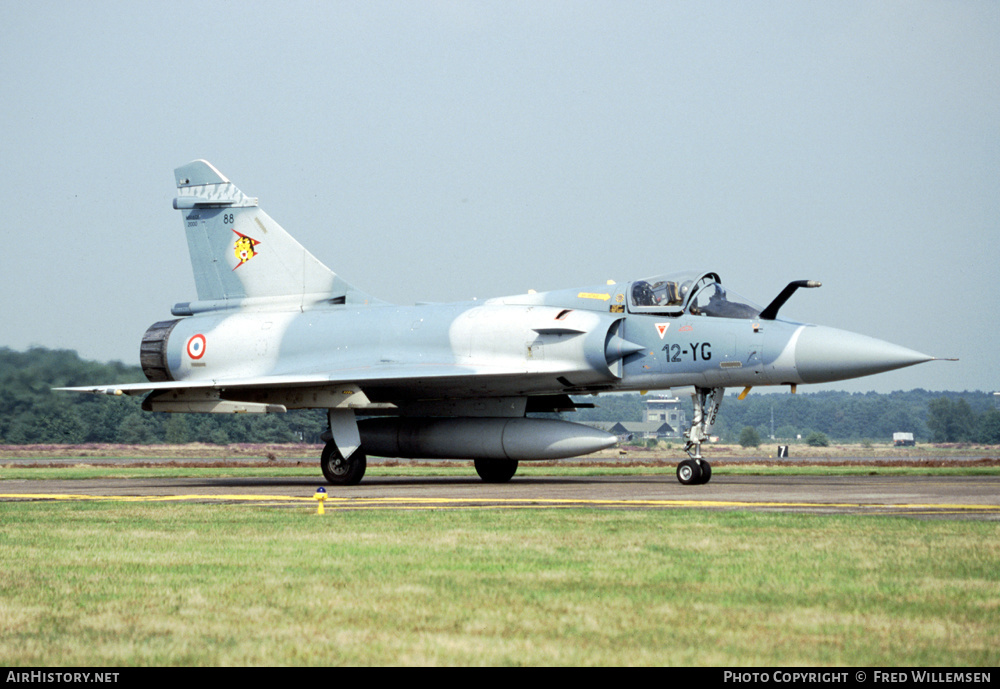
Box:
[142, 283, 924, 406]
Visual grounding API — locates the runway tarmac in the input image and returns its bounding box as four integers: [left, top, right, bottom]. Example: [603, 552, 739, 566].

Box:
[3, 473, 999, 520]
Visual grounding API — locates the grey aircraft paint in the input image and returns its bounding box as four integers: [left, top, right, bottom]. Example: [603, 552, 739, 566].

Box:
[60, 161, 949, 486]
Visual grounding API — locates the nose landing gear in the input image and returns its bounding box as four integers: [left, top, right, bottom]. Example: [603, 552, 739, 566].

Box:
[677, 386, 724, 485]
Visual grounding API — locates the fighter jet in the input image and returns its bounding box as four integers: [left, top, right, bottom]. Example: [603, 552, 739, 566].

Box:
[60, 160, 948, 486]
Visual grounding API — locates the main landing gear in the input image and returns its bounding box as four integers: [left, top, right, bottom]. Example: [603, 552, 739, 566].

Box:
[321, 408, 367, 485]
[320, 442, 367, 485]
[677, 386, 725, 486]
[474, 458, 518, 483]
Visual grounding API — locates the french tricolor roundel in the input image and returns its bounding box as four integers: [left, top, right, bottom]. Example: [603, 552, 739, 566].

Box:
[186, 334, 206, 360]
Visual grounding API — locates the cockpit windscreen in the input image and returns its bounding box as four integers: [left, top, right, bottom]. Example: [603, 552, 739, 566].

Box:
[629, 272, 761, 319]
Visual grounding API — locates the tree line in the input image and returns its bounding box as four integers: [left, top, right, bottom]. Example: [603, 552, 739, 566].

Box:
[1, 346, 997, 445]
[572, 389, 1000, 444]
[0, 347, 325, 445]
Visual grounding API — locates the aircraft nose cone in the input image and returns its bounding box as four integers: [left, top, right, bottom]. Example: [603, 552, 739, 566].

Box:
[794, 325, 934, 384]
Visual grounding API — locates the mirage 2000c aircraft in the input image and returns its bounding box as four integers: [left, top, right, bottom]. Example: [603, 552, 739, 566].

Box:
[60, 160, 949, 486]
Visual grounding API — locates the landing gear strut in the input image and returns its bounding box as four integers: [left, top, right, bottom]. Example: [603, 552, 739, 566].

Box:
[678, 386, 724, 485]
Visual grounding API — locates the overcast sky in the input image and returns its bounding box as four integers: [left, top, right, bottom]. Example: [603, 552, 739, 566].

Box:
[2, 1, 997, 393]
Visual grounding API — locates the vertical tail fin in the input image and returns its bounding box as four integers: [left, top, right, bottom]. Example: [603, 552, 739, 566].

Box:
[171, 160, 374, 312]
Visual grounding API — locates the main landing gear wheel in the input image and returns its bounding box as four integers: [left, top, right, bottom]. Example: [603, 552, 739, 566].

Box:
[321, 442, 367, 485]
[676, 459, 711, 485]
[474, 458, 518, 483]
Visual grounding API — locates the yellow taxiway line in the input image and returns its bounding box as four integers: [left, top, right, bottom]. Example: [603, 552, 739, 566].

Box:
[2, 492, 999, 514]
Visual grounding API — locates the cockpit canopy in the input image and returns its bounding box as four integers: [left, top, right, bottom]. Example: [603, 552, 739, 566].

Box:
[629, 271, 761, 319]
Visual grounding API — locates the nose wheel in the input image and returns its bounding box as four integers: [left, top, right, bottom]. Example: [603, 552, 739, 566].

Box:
[676, 458, 712, 485]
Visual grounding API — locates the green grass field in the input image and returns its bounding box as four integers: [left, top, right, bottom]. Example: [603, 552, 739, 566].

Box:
[1, 487, 998, 666]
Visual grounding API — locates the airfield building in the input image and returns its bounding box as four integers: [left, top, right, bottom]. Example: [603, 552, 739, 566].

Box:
[585, 396, 689, 442]
[645, 396, 687, 434]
